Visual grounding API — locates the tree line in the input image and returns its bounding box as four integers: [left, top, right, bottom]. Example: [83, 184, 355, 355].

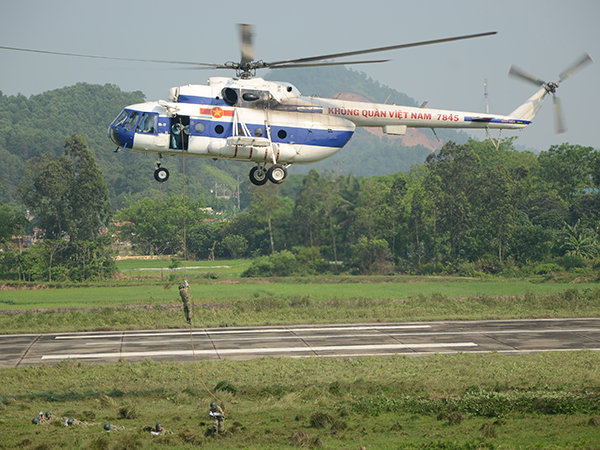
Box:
[117, 137, 600, 277]
[1, 135, 599, 281]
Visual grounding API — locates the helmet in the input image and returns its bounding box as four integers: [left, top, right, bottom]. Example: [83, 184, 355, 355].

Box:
[45, 411, 51, 419]
[156, 422, 163, 431]
[67, 418, 74, 426]
[179, 285, 185, 290]
[104, 424, 111, 431]
[210, 401, 217, 408]
[32, 417, 39, 424]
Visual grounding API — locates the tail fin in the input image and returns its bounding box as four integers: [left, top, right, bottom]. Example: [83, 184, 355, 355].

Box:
[508, 87, 549, 122]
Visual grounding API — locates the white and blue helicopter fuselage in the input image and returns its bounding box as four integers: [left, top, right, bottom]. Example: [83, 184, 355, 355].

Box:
[108, 76, 547, 185]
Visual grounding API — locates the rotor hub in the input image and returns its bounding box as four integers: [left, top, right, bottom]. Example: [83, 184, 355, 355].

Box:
[545, 81, 559, 94]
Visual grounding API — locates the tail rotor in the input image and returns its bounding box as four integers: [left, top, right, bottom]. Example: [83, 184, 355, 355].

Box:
[509, 53, 593, 133]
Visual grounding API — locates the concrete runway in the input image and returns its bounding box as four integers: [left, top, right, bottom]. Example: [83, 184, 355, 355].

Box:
[2, 318, 600, 368]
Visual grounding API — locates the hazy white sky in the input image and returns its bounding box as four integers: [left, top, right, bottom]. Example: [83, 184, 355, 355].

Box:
[1, 0, 598, 151]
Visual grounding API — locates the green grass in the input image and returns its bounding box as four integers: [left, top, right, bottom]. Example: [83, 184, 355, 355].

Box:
[2, 276, 599, 310]
[1, 280, 600, 334]
[1, 351, 600, 449]
[2, 271, 600, 447]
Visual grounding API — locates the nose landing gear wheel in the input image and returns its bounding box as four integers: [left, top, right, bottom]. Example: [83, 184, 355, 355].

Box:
[249, 166, 268, 186]
[154, 167, 169, 182]
[268, 164, 288, 184]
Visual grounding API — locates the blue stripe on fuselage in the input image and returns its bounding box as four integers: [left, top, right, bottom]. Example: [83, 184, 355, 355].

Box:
[190, 118, 353, 149]
[464, 117, 531, 125]
[178, 95, 228, 105]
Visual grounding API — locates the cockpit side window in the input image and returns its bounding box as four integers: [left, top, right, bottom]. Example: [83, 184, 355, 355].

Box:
[136, 113, 158, 134]
[122, 112, 141, 131]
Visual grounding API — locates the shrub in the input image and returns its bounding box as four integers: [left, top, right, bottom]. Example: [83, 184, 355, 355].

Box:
[556, 255, 586, 270]
[532, 263, 563, 275]
[349, 237, 394, 275]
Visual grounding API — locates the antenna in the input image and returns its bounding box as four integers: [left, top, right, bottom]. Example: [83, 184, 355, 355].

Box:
[483, 77, 489, 114]
[483, 77, 491, 139]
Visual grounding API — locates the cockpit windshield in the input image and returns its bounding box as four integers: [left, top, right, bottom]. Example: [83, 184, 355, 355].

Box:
[112, 110, 130, 127]
[122, 112, 140, 131]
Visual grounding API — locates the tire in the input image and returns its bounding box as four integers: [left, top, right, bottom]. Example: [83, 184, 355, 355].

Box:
[268, 164, 288, 184]
[154, 167, 169, 182]
[249, 166, 268, 186]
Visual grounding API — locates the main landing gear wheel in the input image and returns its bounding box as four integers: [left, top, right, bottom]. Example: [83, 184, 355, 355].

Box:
[268, 164, 288, 184]
[154, 167, 169, 182]
[249, 166, 268, 186]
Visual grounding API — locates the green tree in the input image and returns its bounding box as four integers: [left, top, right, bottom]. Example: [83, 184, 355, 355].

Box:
[293, 170, 326, 247]
[19, 135, 111, 241]
[0, 204, 27, 245]
[424, 142, 481, 261]
[349, 236, 394, 275]
[116, 195, 207, 256]
[222, 234, 248, 259]
[560, 219, 599, 259]
[64, 135, 112, 241]
[250, 185, 284, 254]
[536, 144, 596, 201]
[17, 135, 114, 281]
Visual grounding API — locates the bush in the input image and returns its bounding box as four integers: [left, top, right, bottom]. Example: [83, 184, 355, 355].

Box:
[242, 248, 328, 277]
[532, 263, 563, 275]
[556, 255, 586, 270]
[349, 237, 394, 275]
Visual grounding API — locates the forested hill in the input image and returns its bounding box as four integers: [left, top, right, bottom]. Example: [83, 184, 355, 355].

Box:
[1, 67, 471, 207]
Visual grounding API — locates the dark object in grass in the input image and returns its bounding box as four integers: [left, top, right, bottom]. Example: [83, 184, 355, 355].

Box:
[214, 380, 238, 395]
[118, 405, 137, 419]
[437, 411, 464, 425]
[480, 422, 498, 438]
[309, 411, 334, 429]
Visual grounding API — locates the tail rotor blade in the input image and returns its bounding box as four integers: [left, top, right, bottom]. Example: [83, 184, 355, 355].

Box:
[553, 95, 566, 134]
[559, 52, 593, 82]
[239, 23, 255, 65]
[508, 65, 546, 87]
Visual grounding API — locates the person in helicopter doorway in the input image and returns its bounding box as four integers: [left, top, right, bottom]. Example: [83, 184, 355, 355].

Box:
[209, 401, 224, 436]
[179, 280, 192, 325]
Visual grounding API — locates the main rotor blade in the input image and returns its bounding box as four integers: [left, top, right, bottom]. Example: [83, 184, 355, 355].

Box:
[265, 31, 497, 67]
[559, 52, 593, 82]
[553, 95, 566, 134]
[0, 45, 221, 68]
[508, 65, 546, 87]
[269, 59, 390, 69]
[239, 23, 255, 66]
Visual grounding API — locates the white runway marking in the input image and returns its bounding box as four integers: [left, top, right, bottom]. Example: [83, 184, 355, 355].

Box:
[41, 342, 476, 360]
[53, 324, 431, 340]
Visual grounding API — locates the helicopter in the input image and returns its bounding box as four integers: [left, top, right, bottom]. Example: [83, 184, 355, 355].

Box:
[1, 25, 592, 185]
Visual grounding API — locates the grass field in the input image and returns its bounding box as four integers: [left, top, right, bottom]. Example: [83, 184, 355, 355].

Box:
[1, 279, 600, 334]
[1, 351, 600, 449]
[1, 264, 600, 448]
